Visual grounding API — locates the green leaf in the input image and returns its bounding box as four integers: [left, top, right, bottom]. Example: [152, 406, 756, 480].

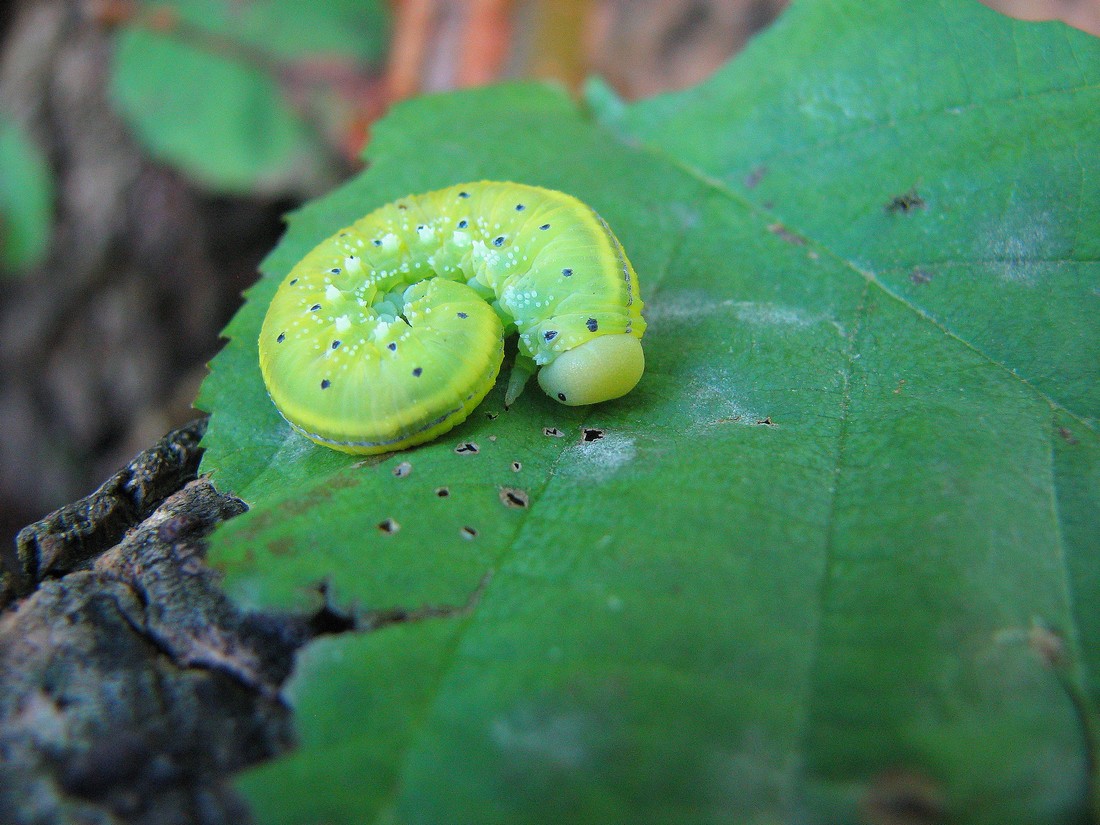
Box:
[197, 1, 1100, 822]
[108, 0, 389, 193]
[140, 0, 390, 62]
[0, 114, 53, 272]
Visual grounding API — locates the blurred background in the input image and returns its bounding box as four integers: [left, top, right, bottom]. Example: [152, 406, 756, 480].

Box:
[0, 0, 1096, 548]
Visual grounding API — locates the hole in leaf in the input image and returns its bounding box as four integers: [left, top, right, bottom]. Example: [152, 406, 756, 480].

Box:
[499, 487, 529, 509]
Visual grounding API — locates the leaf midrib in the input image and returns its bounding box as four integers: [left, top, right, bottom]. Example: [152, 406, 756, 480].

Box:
[365, 218, 692, 824]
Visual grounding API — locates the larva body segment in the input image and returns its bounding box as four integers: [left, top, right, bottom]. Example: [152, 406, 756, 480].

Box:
[259, 181, 646, 454]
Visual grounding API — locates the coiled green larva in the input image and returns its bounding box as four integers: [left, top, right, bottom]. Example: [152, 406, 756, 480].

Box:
[259, 181, 646, 454]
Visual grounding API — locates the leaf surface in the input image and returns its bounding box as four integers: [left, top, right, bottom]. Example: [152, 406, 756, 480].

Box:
[196, 2, 1100, 822]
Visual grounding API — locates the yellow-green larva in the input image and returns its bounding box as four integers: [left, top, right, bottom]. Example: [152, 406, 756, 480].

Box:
[259, 181, 646, 454]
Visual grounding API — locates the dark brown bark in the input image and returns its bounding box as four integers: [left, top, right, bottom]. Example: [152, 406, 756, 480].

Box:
[0, 423, 310, 825]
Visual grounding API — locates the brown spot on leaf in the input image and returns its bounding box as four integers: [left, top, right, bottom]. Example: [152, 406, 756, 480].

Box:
[767, 222, 805, 246]
[434, 486, 450, 498]
[460, 525, 478, 540]
[886, 187, 926, 214]
[543, 427, 565, 438]
[267, 536, 294, 557]
[581, 427, 605, 443]
[1028, 623, 1067, 668]
[392, 461, 412, 478]
[755, 417, 776, 426]
[861, 769, 945, 825]
[910, 268, 932, 285]
[454, 442, 480, 455]
[377, 518, 399, 535]
[1057, 426, 1078, 445]
[744, 165, 767, 189]
[352, 455, 387, 470]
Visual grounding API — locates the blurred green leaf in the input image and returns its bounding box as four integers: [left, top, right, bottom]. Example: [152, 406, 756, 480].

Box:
[196, 1, 1100, 822]
[108, 0, 389, 194]
[0, 114, 53, 272]
[157, 0, 390, 60]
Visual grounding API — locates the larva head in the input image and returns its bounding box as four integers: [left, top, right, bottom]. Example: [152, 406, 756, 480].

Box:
[537, 334, 644, 406]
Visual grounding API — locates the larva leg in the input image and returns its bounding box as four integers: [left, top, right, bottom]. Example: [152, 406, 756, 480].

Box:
[504, 354, 536, 409]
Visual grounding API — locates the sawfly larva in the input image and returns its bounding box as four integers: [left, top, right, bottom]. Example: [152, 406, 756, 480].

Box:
[259, 182, 645, 454]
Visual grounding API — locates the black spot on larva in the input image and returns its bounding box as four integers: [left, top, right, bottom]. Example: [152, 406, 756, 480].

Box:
[511, 461, 522, 472]
[543, 427, 565, 438]
[544, 330, 557, 341]
[412, 367, 423, 377]
[392, 461, 412, 478]
[455, 442, 479, 454]
[321, 379, 331, 389]
[557, 392, 566, 402]
[457, 312, 468, 319]
[290, 278, 298, 284]
[331, 340, 341, 349]
[582, 427, 605, 443]
[561, 268, 573, 277]
[499, 487, 529, 509]
[515, 203, 526, 211]
[458, 219, 468, 228]
[460, 525, 478, 539]
[277, 332, 286, 343]
[539, 223, 551, 231]
[373, 239, 382, 246]
[493, 236, 505, 247]
[586, 317, 599, 332]
[377, 517, 399, 534]
[416, 224, 424, 231]
[387, 342, 397, 351]
[458, 191, 470, 198]
[310, 304, 321, 311]
[330, 268, 340, 274]
[435, 486, 450, 498]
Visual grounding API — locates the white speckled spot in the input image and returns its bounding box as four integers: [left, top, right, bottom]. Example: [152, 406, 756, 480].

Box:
[647, 291, 824, 329]
[559, 432, 636, 481]
[491, 707, 592, 769]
